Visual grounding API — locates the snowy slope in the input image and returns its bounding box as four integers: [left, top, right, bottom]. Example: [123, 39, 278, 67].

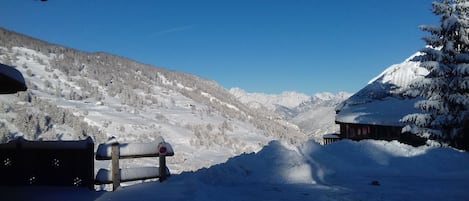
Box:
[336, 52, 429, 125]
[2, 140, 468, 201]
[0, 28, 307, 174]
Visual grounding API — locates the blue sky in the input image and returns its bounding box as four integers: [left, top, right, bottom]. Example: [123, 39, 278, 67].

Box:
[0, 0, 437, 95]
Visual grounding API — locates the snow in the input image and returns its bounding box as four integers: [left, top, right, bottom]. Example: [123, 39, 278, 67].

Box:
[336, 52, 429, 125]
[367, 52, 426, 86]
[96, 137, 173, 159]
[1, 136, 93, 149]
[336, 97, 424, 126]
[1, 139, 468, 201]
[323, 133, 340, 139]
[230, 87, 350, 142]
[200, 91, 241, 112]
[229, 87, 310, 110]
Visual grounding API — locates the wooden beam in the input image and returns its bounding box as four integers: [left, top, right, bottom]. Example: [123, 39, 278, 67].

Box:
[111, 143, 120, 191]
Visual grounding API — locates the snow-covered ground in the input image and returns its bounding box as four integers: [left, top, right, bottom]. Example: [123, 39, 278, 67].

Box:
[2, 139, 468, 201]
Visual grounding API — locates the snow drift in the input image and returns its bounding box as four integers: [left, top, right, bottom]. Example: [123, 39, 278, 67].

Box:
[2, 140, 468, 201]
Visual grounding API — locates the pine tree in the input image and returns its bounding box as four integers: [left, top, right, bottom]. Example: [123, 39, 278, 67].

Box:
[402, 0, 469, 146]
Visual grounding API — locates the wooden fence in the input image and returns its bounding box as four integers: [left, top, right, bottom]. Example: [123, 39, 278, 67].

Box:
[0, 137, 95, 189]
[94, 136, 174, 191]
[323, 133, 341, 145]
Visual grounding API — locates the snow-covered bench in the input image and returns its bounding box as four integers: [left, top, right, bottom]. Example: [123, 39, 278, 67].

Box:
[94, 136, 174, 191]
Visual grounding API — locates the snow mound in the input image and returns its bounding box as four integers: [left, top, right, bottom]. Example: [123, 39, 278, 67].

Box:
[196, 141, 316, 185]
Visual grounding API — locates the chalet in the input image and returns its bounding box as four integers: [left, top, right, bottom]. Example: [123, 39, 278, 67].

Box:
[327, 53, 428, 146]
[334, 97, 426, 146]
[329, 51, 469, 150]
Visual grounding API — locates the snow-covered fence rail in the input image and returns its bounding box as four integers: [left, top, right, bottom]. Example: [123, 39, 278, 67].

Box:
[94, 136, 174, 191]
[323, 133, 341, 145]
[0, 137, 94, 189]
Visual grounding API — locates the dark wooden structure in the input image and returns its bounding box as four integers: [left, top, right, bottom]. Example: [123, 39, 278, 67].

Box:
[0, 137, 94, 189]
[0, 63, 27, 94]
[323, 134, 341, 145]
[335, 122, 426, 147]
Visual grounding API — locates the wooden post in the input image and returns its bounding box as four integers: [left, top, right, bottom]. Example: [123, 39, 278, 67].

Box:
[159, 155, 166, 182]
[111, 143, 120, 191]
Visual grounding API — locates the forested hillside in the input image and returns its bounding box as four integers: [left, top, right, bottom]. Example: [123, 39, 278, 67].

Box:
[0, 27, 307, 172]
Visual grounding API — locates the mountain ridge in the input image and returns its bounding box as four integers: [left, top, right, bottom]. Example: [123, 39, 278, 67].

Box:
[0, 27, 308, 173]
[229, 86, 351, 142]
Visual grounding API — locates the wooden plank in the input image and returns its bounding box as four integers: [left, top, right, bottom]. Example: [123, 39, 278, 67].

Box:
[111, 143, 120, 191]
[95, 167, 170, 184]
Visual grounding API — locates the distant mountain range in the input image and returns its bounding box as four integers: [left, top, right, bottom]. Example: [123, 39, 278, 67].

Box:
[230, 87, 351, 142]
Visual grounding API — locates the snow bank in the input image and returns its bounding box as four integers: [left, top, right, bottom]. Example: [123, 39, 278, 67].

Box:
[188, 139, 469, 201]
[196, 141, 316, 185]
[2, 139, 468, 201]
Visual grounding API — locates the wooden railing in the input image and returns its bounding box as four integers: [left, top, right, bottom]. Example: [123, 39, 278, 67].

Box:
[323, 133, 341, 145]
[94, 136, 174, 191]
[0, 137, 94, 189]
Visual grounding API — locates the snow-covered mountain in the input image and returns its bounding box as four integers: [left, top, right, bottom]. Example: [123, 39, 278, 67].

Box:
[336, 52, 429, 126]
[229, 88, 351, 142]
[289, 92, 350, 141]
[229, 87, 310, 111]
[0, 28, 307, 173]
[338, 52, 428, 108]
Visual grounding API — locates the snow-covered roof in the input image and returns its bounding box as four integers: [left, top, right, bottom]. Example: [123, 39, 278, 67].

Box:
[335, 53, 428, 126]
[336, 96, 423, 126]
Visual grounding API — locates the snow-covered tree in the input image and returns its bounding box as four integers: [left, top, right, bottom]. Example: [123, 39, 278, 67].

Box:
[402, 0, 469, 146]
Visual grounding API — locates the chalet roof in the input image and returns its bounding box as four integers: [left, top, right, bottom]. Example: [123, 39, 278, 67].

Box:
[335, 97, 423, 126]
[335, 52, 428, 126]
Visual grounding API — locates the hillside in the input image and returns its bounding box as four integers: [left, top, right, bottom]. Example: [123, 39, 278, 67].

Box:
[0, 28, 307, 173]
